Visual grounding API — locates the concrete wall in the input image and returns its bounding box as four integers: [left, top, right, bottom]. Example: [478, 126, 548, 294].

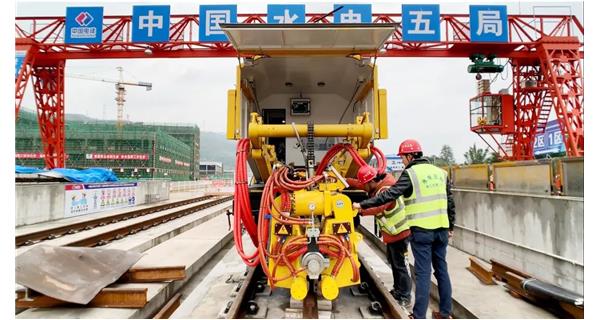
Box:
[16, 183, 66, 227]
[16, 180, 171, 227]
[451, 189, 583, 294]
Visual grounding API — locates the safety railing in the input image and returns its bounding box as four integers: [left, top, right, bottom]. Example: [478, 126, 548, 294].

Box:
[451, 164, 490, 191]
[448, 157, 583, 197]
[557, 157, 584, 197]
[492, 160, 553, 195]
[169, 179, 234, 193]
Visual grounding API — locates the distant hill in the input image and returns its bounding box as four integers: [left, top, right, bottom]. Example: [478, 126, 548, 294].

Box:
[200, 131, 236, 170]
[65, 113, 97, 122]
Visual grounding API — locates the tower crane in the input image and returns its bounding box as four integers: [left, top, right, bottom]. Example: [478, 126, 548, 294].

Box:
[67, 67, 152, 129]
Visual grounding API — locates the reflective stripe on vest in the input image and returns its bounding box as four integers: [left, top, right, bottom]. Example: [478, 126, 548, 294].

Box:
[405, 164, 449, 229]
[375, 187, 410, 236]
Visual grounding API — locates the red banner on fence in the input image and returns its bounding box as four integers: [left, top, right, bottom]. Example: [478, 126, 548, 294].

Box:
[85, 153, 149, 160]
[159, 156, 172, 163]
[16, 152, 44, 159]
[16, 152, 70, 159]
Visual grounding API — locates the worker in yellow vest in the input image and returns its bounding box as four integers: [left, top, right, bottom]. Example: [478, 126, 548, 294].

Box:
[347, 165, 412, 307]
[353, 139, 455, 319]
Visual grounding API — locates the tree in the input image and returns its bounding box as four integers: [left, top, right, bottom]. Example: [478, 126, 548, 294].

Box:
[463, 144, 489, 164]
[425, 154, 444, 166]
[439, 145, 456, 165]
[486, 151, 502, 163]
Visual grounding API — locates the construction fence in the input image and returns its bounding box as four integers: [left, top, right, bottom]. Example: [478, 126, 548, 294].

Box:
[445, 157, 583, 197]
[169, 179, 234, 193]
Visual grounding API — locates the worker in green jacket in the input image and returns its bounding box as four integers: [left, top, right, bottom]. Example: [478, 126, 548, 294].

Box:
[353, 139, 455, 319]
[349, 165, 412, 307]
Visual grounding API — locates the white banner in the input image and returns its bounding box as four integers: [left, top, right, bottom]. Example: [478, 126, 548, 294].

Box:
[64, 182, 140, 217]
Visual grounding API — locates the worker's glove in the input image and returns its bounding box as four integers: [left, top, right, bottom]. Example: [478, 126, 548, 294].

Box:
[352, 202, 361, 210]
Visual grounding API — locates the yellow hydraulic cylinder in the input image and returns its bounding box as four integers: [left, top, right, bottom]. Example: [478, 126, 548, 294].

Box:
[292, 190, 326, 216]
[248, 123, 373, 141]
[290, 276, 309, 301]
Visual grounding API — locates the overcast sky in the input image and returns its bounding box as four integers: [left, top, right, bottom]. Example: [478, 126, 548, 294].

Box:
[16, 0, 583, 162]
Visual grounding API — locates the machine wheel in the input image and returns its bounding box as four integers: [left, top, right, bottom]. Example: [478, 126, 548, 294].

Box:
[246, 300, 259, 315]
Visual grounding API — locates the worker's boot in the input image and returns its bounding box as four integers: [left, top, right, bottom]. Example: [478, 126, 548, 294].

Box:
[432, 311, 453, 319]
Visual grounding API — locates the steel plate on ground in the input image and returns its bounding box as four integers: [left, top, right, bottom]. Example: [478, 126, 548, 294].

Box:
[16, 245, 142, 304]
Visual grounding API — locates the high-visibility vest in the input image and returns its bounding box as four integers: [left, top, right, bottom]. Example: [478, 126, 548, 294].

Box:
[374, 187, 410, 235]
[404, 164, 450, 229]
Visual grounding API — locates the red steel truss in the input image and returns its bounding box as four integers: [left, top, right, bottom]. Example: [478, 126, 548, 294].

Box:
[31, 60, 66, 168]
[537, 37, 584, 158]
[510, 61, 548, 160]
[15, 12, 584, 168]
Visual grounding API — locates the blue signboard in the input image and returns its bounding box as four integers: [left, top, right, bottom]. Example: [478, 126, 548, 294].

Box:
[402, 4, 441, 42]
[15, 51, 25, 78]
[65, 7, 104, 44]
[385, 154, 405, 172]
[199, 5, 237, 42]
[534, 120, 566, 156]
[132, 5, 170, 43]
[333, 4, 372, 23]
[469, 5, 509, 42]
[267, 4, 305, 24]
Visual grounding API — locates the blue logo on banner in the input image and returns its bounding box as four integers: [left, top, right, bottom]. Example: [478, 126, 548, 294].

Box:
[65, 7, 104, 44]
[132, 5, 170, 43]
[534, 120, 566, 156]
[15, 52, 25, 78]
[384, 155, 405, 172]
[199, 5, 237, 42]
[469, 5, 508, 42]
[267, 4, 305, 24]
[402, 4, 440, 42]
[333, 4, 371, 23]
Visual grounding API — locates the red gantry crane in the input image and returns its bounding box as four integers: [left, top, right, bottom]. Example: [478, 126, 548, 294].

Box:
[15, 9, 583, 168]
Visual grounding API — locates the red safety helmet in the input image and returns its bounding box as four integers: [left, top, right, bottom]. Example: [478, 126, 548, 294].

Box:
[357, 165, 378, 184]
[397, 139, 422, 155]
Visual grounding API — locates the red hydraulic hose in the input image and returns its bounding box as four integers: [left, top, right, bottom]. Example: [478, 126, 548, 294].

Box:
[315, 144, 345, 174]
[370, 145, 387, 175]
[316, 143, 370, 175]
[235, 139, 258, 243]
[235, 152, 362, 285]
[233, 139, 259, 266]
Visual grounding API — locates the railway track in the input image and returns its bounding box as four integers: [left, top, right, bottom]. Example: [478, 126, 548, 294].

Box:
[64, 195, 233, 247]
[15, 204, 438, 319]
[15, 197, 235, 319]
[16, 195, 231, 248]
[217, 256, 410, 319]
[177, 224, 409, 319]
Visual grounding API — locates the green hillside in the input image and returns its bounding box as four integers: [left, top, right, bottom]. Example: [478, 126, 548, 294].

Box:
[200, 131, 236, 170]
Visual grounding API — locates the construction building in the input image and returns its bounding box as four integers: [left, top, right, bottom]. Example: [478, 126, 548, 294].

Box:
[198, 161, 223, 177]
[15, 109, 200, 181]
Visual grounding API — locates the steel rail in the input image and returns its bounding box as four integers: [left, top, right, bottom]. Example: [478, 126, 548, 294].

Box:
[16, 287, 148, 308]
[63, 196, 232, 247]
[153, 293, 182, 319]
[467, 256, 495, 285]
[226, 267, 260, 319]
[358, 255, 412, 319]
[16, 195, 215, 247]
[223, 251, 409, 318]
[303, 284, 319, 319]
